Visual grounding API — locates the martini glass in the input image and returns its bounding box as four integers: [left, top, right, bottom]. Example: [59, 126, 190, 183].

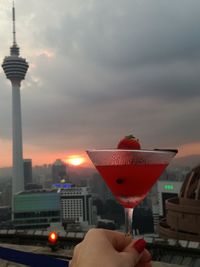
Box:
[87, 149, 177, 235]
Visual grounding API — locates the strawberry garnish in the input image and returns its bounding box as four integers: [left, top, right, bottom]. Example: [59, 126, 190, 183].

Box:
[117, 134, 141, 150]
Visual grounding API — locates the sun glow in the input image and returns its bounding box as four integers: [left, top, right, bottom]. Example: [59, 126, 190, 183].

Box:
[65, 155, 85, 166]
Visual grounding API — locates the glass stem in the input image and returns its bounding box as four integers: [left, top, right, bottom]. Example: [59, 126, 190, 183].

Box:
[124, 207, 134, 236]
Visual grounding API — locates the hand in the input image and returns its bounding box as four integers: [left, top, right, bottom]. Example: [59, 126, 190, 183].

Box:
[69, 229, 152, 267]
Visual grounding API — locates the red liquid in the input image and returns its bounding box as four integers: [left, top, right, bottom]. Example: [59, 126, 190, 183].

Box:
[96, 164, 167, 208]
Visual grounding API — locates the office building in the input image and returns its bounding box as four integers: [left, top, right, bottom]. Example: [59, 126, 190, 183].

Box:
[157, 180, 182, 217]
[23, 159, 33, 188]
[13, 190, 60, 229]
[60, 186, 93, 225]
[89, 173, 113, 201]
[151, 181, 182, 232]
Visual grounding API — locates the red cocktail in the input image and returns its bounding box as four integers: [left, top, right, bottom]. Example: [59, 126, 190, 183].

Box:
[87, 149, 177, 235]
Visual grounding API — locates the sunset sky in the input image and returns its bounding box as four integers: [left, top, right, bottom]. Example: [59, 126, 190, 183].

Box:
[0, 0, 200, 167]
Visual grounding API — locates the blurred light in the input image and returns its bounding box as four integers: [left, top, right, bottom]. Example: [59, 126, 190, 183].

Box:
[164, 184, 174, 190]
[48, 231, 58, 244]
[65, 155, 85, 166]
[53, 183, 73, 189]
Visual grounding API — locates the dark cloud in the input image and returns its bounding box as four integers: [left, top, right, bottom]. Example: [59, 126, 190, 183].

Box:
[43, 1, 200, 66]
[37, 0, 200, 102]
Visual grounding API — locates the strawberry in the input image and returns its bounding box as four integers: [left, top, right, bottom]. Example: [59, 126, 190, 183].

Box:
[117, 134, 141, 150]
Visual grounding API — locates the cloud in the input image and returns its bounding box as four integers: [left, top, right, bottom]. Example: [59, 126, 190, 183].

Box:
[0, 0, 200, 166]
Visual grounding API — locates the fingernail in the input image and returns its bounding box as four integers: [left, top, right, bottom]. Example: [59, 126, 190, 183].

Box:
[133, 239, 146, 254]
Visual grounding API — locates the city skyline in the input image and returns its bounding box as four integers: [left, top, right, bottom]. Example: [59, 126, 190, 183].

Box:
[0, 0, 200, 167]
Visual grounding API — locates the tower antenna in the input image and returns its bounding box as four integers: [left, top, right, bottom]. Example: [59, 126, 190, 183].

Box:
[12, 1, 17, 45]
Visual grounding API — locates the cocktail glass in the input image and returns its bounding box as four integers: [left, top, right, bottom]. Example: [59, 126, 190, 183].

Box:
[87, 149, 177, 235]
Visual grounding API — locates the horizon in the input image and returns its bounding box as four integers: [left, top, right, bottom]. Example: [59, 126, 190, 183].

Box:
[0, 151, 199, 170]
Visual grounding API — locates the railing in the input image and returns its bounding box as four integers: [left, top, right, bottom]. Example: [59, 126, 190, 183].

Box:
[0, 246, 69, 267]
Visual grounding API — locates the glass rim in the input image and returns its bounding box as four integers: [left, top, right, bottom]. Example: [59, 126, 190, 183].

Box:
[86, 148, 178, 155]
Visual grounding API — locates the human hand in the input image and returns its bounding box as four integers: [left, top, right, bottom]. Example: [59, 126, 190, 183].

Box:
[69, 228, 152, 267]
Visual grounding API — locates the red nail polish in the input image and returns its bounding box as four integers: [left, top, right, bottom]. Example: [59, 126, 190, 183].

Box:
[133, 239, 146, 254]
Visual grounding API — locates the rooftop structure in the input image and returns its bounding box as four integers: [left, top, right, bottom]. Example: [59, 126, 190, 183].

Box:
[159, 164, 200, 242]
[1, 3, 29, 209]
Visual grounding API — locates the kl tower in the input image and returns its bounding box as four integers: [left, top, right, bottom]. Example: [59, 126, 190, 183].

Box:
[2, 3, 29, 199]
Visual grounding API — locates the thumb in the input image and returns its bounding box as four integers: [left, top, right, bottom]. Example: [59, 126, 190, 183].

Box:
[121, 239, 147, 266]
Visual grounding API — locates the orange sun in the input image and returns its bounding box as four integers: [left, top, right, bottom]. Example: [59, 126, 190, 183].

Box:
[65, 155, 85, 166]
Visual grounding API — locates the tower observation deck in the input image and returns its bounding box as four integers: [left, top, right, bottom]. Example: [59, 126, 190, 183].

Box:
[2, 50, 28, 83]
[1, 3, 29, 206]
[2, 4, 28, 83]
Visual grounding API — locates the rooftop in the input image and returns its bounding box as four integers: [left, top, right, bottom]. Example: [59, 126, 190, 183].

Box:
[17, 189, 58, 195]
[0, 230, 199, 266]
[0, 243, 187, 267]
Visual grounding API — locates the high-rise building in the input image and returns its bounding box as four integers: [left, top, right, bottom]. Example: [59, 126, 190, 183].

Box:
[151, 181, 182, 232]
[89, 173, 113, 201]
[2, 4, 29, 203]
[23, 159, 33, 188]
[157, 180, 182, 217]
[60, 186, 94, 225]
[52, 159, 68, 183]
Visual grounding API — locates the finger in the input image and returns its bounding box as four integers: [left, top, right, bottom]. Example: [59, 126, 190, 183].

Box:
[120, 238, 147, 266]
[124, 239, 151, 262]
[135, 249, 151, 263]
[85, 229, 132, 251]
[123, 239, 147, 254]
[104, 229, 132, 251]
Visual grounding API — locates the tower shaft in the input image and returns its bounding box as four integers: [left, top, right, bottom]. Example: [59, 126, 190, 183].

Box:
[12, 82, 24, 194]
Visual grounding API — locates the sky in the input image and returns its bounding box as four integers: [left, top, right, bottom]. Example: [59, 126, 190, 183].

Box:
[0, 0, 200, 167]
